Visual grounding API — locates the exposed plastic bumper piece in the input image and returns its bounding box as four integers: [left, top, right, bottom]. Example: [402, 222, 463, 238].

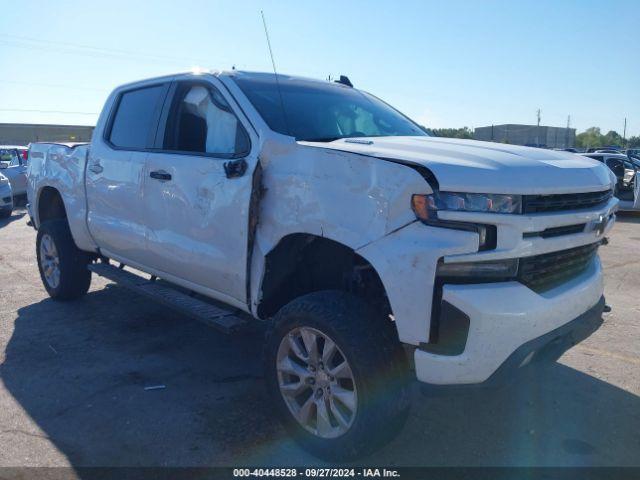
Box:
[415, 257, 604, 385]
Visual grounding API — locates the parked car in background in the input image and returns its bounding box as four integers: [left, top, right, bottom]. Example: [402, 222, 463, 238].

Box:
[626, 149, 640, 162]
[626, 155, 640, 169]
[17, 146, 28, 163]
[582, 152, 639, 211]
[595, 149, 624, 154]
[587, 147, 622, 153]
[0, 145, 29, 196]
[0, 171, 13, 219]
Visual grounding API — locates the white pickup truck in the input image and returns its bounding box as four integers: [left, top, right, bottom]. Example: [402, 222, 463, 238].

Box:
[27, 71, 617, 459]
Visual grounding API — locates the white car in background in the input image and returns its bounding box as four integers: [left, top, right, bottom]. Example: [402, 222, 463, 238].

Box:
[582, 152, 640, 211]
[0, 171, 13, 219]
[0, 145, 29, 196]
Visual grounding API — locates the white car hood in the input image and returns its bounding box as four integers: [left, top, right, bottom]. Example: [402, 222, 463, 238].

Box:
[301, 136, 614, 194]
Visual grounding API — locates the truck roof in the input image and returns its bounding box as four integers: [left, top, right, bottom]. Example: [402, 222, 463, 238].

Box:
[114, 69, 347, 91]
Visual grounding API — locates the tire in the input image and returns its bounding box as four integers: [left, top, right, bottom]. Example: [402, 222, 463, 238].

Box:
[264, 290, 411, 460]
[36, 219, 92, 300]
[0, 208, 10, 219]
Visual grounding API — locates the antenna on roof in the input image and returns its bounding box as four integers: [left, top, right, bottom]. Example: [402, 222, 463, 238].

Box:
[260, 10, 290, 136]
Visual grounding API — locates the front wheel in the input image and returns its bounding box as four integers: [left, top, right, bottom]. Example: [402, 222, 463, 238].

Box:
[264, 291, 410, 460]
[36, 219, 92, 300]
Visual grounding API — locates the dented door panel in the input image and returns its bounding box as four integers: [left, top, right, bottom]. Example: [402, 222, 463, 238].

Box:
[140, 75, 260, 305]
[142, 151, 255, 302]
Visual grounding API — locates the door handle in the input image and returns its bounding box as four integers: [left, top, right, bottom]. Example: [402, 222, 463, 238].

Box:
[150, 170, 172, 181]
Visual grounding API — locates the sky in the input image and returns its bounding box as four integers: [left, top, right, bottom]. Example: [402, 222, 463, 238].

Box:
[0, 0, 638, 136]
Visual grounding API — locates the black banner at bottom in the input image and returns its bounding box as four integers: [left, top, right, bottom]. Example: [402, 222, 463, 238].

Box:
[0, 467, 638, 480]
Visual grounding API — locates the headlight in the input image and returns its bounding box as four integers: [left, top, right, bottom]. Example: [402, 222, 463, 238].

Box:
[411, 192, 522, 220]
[437, 258, 519, 279]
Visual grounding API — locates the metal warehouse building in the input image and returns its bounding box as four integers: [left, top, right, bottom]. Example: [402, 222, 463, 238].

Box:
[0, 123, 94, 146]
[474, 124, 576, 149]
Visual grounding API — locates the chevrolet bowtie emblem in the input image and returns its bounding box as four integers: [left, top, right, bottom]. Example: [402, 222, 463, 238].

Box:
[592, 214, 607, 236]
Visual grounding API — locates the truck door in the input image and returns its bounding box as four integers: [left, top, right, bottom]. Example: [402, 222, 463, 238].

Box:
[86, 82, 169, 265]
[141, 78, 258, 307]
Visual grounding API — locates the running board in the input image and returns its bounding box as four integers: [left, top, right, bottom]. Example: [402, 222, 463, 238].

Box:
[88, 263, 247, 333]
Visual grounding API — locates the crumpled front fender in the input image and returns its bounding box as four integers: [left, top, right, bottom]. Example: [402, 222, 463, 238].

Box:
[357, 221, 478, 345]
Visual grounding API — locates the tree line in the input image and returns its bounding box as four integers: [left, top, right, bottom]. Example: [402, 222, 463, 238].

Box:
[574, 127, 639, 149]
[432, 127, 640, 148]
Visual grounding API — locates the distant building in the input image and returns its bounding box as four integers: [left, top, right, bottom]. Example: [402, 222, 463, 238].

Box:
[0, 123, 94, 146]
[474, 124, 576, 148]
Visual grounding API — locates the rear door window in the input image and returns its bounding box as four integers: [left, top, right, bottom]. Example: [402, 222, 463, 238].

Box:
[108, 85, 167, 149]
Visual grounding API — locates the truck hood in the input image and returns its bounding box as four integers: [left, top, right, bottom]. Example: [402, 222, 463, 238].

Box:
[301, 136, 614, 194]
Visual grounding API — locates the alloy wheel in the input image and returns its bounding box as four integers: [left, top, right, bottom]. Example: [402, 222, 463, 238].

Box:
[39, 233, 61, 289]
[276, 326, 357, 439]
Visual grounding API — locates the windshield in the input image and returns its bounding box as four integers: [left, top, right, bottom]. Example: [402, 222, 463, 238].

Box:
[232, 74, 428, 142]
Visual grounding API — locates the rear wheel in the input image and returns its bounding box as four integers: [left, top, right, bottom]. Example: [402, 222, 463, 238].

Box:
[264, 291, 410, 460]
[36, 219, 92, 300]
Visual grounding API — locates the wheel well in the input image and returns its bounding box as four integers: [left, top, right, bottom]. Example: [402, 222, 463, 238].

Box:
[258, 234, 392, 320]
[38, 187, 67, 225]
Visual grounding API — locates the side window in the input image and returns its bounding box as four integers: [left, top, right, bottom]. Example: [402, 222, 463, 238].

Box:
[0, 149, 19, 166]
[109, 85, 165, 149]
[163, 84, 249, 156]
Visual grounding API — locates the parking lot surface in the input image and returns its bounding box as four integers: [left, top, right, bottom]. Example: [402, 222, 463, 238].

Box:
[0, 208, 639, 468]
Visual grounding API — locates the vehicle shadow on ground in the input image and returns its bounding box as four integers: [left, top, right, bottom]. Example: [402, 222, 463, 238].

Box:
[0, 212, 26, 229]
[1, 286, 639, 470]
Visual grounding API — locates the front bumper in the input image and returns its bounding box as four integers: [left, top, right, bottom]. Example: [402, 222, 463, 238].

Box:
[481, 295, 603, 385]
[0, 183, 13, 210]
[415, 256, 604, 385]
[420, 296, 604, 394]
